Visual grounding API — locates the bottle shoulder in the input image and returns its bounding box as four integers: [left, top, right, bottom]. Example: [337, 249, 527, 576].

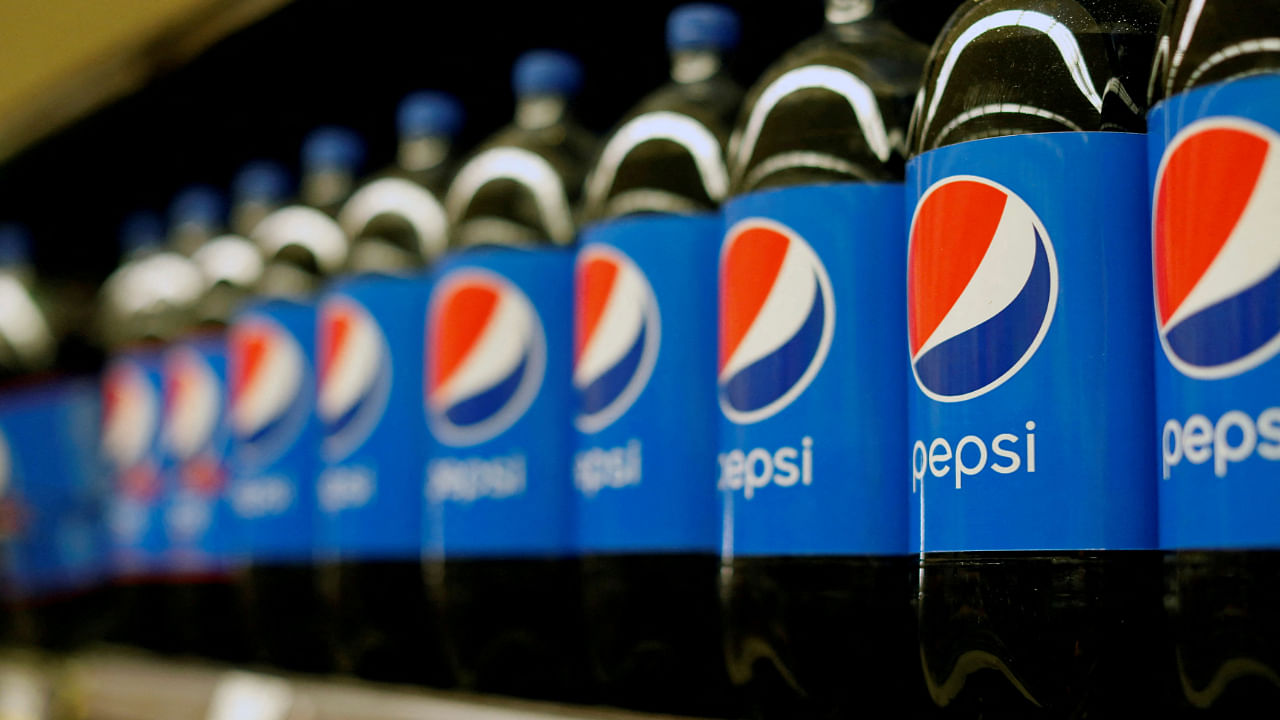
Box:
[1149, 0, 1280, 103]
[908, 0, 1163, 155]
[729, 25, 929, 193]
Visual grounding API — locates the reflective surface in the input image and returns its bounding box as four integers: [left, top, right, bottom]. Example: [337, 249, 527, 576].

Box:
[583, 50, 741, 219]
[727, 4, 927, 191]
[909, 0, 1162, 154]
[446, 97, 595, 248]
[1150, 0, 1280, 103]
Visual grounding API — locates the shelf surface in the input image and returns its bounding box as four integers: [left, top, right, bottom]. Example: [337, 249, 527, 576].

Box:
[2, 649, 697, 720]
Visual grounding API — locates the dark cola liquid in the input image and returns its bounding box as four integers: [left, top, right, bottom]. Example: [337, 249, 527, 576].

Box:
[1166, 552, 1280, 715]
[722, 555, 923, 720]
[104, 580, 180, 654]
[581, 554, 735, 717]
[428, 557, 590, 702]
[1150, 3, 1280, 713]
[237, 563, 334, 672]
[30, 586, 112, 652]
[165, 574, 250, 661]
[318, 559, 451, 685]
[917, 552, 1171, 718]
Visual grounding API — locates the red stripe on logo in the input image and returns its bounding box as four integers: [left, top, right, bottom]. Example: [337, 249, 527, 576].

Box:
[1155, 127, 1268, 325]
[575, 256, 619, 366]
[430, 283, 500, 393]
[908, 180, 1007, 356]
[319, 305, 352, 386]
[719, 225, 790, 374]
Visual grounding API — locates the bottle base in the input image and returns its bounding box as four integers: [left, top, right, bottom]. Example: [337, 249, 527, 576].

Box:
[237, 562, 334, 673]
[1167, 550, 1280, 716]
[427, 556, 590, 703]
[722, 554, 925, 719]
[918, 550, 1174, 718]
[318, 558, 452, 686]
[581, 552, 737, 717]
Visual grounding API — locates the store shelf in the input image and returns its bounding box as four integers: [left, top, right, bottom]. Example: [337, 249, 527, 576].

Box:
[0, 0, 289, 162]
[1, 650, 693, 720]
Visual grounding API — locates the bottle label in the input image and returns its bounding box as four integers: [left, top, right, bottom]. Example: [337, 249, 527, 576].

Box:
[907, 132, 1156, 552]
[160, 337, 233, 572]
[0, 378, 104, 597]
[574, 214, 719, 554]
[719, 183, 907, 557]
[1149, 74, 1280, 550]
[102, 351, 169, 577]
[316, 275, 427, 560]
[227, 300, 319, 562]
[423, 249, 574, 558]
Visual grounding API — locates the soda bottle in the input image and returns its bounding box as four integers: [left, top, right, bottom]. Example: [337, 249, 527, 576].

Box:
[445, 49, 595, 248]
[575, 5, 741, 715]
[426, 50, 594, 701]
[907, 1, 1168, 715]
[229, 127, 362, 672]
[0, 224, 106, 652]
[1148, 1, 1280, 713]
[717, 2, 927, 717]
[159, 175, 285, 662]
[316, 92, 462, 685]
[99, 211, 205, 653]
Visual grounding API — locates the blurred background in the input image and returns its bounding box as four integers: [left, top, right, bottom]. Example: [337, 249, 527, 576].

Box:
[0, 0, 960, 283]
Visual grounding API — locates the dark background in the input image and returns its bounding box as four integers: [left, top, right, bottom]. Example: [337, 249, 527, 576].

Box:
[0, 0, 962, 281]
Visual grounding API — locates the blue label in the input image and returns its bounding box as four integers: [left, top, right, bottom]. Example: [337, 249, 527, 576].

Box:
[159, 335, 235, 573]
[719, 183, 906, 557]
[0, 379, 104, 597]
[575, 215, 719, 554]
[1150, 75, 1280, 550]
[317, 275, 428, 559]
[907, 132, 1156, 552]
[102, 350, 170, 576]
[227, 299, 319, 562]
[423, 248, 574, 558]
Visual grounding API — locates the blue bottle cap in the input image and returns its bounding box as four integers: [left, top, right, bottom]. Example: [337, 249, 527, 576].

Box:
[119, 211, 165, 255]
[0, 224, 32, 266]
[398, 91, 465, 139]
[233, 160, 291, 206]
[302, 126, 366, 174]
[513, 49, 583, 98]
[169, 185, 226, 229]
[667, 3, 740, 52]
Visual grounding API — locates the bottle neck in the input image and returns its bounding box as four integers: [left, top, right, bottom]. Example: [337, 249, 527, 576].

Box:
[302, 168, 355, 212]
[171, 223, 216, 257]
[825, 0, 880, 25]
[515, 94, 568, 130]
[231, 200, 274, 237]
[398, 135, 450, 174]
[826, 0, 896, 39]
[670, 49, 724, 84]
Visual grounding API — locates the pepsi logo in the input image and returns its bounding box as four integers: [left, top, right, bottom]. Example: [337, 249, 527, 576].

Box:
[102, 359, 159, 468]
[574, 245, 660, 433]
[162, 347, 220, 461]
[719, 218, 835, 425]
[426, 269, 545, 446]
[228, 314, 307, 458]
[1154, 118, 1280, 379]
[908, 176, 1058, 402]
[318, 295, 392, 459]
